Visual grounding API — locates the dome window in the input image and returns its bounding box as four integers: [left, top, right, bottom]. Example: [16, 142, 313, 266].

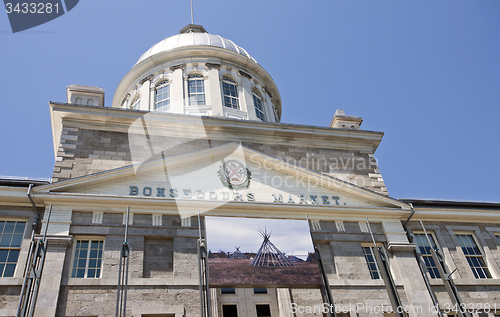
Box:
[252, 91, 266, 121]
[154, 81, 170, 112]
[222, 77, 239, 110]
[188, 74, 205, 106]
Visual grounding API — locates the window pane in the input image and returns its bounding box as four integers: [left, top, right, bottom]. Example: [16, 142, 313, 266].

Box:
[363, 247, 381, 279]
[221, 288, 235, 294]
[256, 304, 271, 317]
[222, 305, 238, 317]
[0, 250, 8, 262]
[0, 234, 12, 247]
[7, 250, 19, 262]
[11, 234, 23, 248]
[3, 263, 16, 277]
[14, 222, 25, 234]
[4, 222, 15, 234]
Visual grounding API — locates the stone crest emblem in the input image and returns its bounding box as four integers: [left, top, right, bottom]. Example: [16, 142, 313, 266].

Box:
[218, 159, 251, 190]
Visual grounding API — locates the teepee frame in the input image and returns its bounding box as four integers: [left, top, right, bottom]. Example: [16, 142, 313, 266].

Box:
[250, 229, 294, 267]
[229, 246, 248, 259]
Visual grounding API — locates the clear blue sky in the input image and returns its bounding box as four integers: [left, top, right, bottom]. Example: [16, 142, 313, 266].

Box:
[0, 0, 499, 202]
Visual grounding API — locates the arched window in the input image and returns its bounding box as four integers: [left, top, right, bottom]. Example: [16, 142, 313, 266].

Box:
[131, 97, 140, 110]
[87, 98, 93, 105]
[188, 74, 205, 106]
[252, 91, 266, 121]
[222, 77, 239, 109]
[75, 97, 82, 104]
[154, 81, 170, 112]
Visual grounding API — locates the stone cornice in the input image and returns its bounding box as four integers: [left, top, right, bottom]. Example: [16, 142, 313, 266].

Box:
[49, 103, 384, 160]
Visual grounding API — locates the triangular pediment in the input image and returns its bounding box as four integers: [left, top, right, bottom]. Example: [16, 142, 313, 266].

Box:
[35, 143, 408, 213]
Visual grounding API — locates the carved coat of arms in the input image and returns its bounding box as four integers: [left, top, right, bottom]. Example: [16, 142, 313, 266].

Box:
[218, 159, 251, 190]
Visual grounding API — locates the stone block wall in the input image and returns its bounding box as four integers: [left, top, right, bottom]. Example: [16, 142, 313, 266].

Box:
[143, 238, 173, 278]
[408, 221, 500, 310]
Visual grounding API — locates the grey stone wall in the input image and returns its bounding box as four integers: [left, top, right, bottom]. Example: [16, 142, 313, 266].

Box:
[56, 286, 199, 317]
[143, 237, 173, 278]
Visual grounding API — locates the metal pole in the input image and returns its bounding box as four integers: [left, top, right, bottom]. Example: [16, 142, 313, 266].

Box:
[198, 211, 211, 317]
[366, 218, 406, 317]
[306, 215, 336, 317]
[116, 207, 131, 317]
[190, 0, 194, 24]
[419, 220, 470, 317]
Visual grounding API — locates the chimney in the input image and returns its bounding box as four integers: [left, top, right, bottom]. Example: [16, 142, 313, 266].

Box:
[67, 85, 105, 107]
[330, 110, 363, 130]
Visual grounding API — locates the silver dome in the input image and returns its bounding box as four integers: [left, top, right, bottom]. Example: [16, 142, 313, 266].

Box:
[136, 32, 256, 65]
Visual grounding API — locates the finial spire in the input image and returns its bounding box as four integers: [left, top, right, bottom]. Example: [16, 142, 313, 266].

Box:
[190, 0, 194, 25]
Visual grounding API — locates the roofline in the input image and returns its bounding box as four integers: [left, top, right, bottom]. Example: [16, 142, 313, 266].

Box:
[0, 176, 52, 187]
[400, 198, 500, 210]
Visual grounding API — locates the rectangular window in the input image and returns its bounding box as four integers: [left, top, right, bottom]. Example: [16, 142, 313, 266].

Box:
[221, 288, 236, 294]
[414, 233, 441, 279]
[222, 304, 238, 317]
[362, 247, 381, 279]
[455, 234, 491, 279]
[0, 221, 26, 277]
[188, 76, 206, 106]
[71, 239, 104, 278]
[254, 288, 267, 294]
[256, 304, 271, 317]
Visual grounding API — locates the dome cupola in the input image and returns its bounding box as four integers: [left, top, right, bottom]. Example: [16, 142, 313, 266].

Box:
[112, 24, 281, 122]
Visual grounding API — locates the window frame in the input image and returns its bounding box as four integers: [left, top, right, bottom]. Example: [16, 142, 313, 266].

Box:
[454, 232, 491, 279]
[413, 231, 442, 279]
[187, 74, 206, 106]
[252, 90, 266, 121]
[221, 304, 238, 317]
[70, 236, 105, 279]
[222, 77, 239, 110]
[0, 220, 27, 278]
[255, 304, 272, 317]
[154, 80, 170, 112]
[361, 245, 382, 280]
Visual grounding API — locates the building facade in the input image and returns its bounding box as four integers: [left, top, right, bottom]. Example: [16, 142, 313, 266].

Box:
[0, 24, 499, 317]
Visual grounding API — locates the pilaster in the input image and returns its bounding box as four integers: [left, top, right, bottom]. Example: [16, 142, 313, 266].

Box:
[34, 236, 72, 317]
[207, 67, 222, 116]
[170, 68, 185, 114]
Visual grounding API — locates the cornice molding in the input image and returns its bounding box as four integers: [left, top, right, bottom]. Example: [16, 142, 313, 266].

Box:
[49, 103, 385, 160]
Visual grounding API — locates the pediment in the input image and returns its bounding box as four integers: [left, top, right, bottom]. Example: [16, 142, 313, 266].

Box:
[35, 143, 408, 214]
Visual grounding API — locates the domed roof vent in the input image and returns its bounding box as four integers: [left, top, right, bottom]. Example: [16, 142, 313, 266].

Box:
[135, 24, 256, 65]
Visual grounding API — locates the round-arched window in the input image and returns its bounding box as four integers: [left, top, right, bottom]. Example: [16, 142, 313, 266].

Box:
[187, 74, 205, 106]
[154, 81, 170, 112]
[222, 77, 239, 110]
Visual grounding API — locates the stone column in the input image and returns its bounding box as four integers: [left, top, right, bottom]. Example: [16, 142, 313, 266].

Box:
[34, 236, 72, 317]
[382, 220, 435, 316]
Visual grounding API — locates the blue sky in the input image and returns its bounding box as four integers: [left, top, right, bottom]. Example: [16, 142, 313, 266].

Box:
[0, 0, 499, 202]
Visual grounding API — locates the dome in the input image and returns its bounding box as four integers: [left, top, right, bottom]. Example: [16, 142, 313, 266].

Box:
[135, 24, 256, 66]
